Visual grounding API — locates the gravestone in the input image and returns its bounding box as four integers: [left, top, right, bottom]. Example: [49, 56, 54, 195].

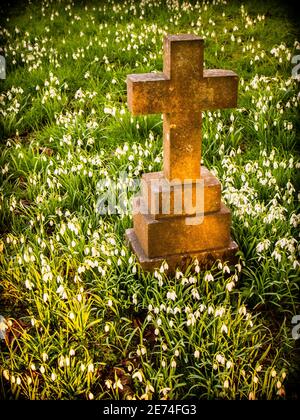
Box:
[126, 34, 239, 272]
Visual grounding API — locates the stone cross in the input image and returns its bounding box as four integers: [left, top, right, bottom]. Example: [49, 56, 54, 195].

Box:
[127, 34, 238, 181]
[126, 34, 239, 272]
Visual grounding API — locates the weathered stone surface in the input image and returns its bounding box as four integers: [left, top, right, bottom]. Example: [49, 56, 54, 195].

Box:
[126, 228, 238, 272]
[133, 198, 231, 258]
[163, 111, 202, 180]
[127, 69, 238, 115]
[126, 34, 239, 272]
[141, 166, 221, 218]
[127, 34, 238, 181]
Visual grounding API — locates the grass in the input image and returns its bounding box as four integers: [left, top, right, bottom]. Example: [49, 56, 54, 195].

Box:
[0, 0, 299, 400]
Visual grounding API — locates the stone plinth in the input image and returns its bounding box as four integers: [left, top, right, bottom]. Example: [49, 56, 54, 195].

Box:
[141, 166, 221, 219]
[126, 166, 238, 272]
[126, 228, 238, 273]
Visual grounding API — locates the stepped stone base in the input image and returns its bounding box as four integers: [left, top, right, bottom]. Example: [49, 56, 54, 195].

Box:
[126, 228, 239, 273]
[126, 165, 239, 273]
[133, 199, 232, 258]
[141, 167, 221, 218]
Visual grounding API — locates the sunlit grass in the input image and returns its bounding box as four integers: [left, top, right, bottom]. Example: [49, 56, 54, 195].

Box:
[0, 0, 299, 400]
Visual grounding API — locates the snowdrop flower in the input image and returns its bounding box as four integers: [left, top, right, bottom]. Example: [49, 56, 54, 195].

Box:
[189, 276, 197, 284]
[30, 363, 36, 371]
[69, 312, 75, 320]
[226, 281, 235, 292]
[84, 362, 93, 374]
[221, 324, 228, 334]
[226, 361, 233, 369]
[175, 271, 183, 279]
[204, 273, 214, 282]
[216, 354, 225, 365]
[272, 250, 282, 262]
[238, 305, 247, 316]
[132, 371, 143, 382]
[199, 304, 206, 312]
[187, 314, 196, 326]
[3, 370, 9, 381]
[146, 383, 155, 394]
[113, 379, 123, 390]
[181, 277, 188, 285]
[215, 307, 225, 317]
[249, 392, 255, 400]
[223, 265, 230, 274]
[192, 289, 200, 300]
[167, 290, 177, 301]
[0, 316, 8, 339]
[208, 306, 214, 315]
[56, 285, 67, 299]
[105, 379, 113, 389]
[25, 279, 34, 290]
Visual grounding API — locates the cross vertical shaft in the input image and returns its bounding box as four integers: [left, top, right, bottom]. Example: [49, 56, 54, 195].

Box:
[163, 35, 203, 181]
[163, 111, 202, 180]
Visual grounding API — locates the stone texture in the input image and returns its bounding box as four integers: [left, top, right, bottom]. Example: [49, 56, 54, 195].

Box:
[133, 198, 231, 258]
[127, 34, 238, 181]
[126, 228, 239, 273]
[141, 166, 221, 218]
[126, 34, 239, 272]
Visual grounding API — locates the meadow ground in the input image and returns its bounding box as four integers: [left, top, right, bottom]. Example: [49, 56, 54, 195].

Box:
[0, 0, 299, 400]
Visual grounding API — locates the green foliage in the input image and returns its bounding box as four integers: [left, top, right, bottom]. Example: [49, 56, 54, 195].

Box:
[0, 0, 299, 400]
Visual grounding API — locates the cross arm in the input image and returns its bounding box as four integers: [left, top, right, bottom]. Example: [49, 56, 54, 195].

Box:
[202, 69, 238, 110]
[127, 73, 171, 115]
